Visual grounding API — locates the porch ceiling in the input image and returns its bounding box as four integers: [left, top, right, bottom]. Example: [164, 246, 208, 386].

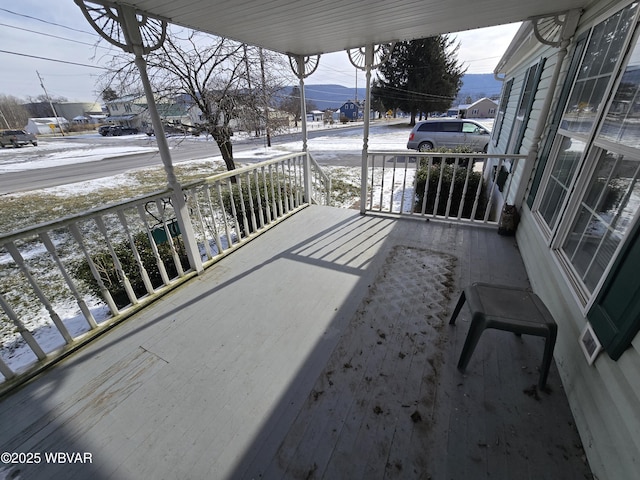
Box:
[112, 0, 589, 56]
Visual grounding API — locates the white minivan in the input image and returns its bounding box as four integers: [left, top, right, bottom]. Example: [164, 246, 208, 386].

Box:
[406, 119, 490, 152]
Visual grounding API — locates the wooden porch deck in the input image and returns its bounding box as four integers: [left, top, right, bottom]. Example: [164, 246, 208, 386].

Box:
[0, 205, 592, 480]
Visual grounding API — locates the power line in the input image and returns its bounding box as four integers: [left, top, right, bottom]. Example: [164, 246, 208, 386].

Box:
[0, 7, 96, 36]
[0, 22, 112, 51]
[0, 49, 107, 70]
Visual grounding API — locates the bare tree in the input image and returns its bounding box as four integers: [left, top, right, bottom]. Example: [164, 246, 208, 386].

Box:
[0, 95, 29, 129]
[279, 86, 317, 128]
[101, 30, 291, 171]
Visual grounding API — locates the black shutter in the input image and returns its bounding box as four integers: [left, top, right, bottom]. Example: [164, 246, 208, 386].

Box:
[588, 223, 640, 360]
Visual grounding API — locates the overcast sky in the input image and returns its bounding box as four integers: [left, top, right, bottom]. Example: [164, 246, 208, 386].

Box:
[0, 1, 521, 104]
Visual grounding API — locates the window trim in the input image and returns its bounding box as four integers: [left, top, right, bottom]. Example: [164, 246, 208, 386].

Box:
[527, 32, 590, 208]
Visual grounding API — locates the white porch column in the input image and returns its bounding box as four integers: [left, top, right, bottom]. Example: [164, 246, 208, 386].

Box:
[290, 54, 320, 204]
[133, 52, 203, 273]
[360, 45, 374, 215]
[296, 56, 313, 202]
[77, 1, 203, 273]
[296, 55, 309, 153]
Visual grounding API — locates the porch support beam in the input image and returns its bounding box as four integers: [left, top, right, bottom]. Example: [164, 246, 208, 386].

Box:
[360, 45, 374, 215]
[76, 1, 203, 273]
[290, 54, 320, 203]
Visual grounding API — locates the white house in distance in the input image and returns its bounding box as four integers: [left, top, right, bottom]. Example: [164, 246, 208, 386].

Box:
[104, 94, 192, 131]
[25, 117, 70, 135]
[459, 97, 498, 118]
[490, 2, 640, 478]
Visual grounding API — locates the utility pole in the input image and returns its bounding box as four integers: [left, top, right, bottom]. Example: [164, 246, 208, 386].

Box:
[36, 71, 65, 136]
[259, 48, 271, 147]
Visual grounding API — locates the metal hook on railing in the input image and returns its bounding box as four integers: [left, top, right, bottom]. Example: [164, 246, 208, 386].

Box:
[144, 197, 174, 227]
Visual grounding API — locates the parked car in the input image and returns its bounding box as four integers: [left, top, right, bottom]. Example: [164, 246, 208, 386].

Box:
[0, 129, 38, 148]
[98, 125, 112, 136]
[407, 119, 490, 152]
[145, 123, 191, 136]
[103, 125, 139, 136]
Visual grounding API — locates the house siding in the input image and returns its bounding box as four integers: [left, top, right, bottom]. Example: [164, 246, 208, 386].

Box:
[508, 53, 558, 205]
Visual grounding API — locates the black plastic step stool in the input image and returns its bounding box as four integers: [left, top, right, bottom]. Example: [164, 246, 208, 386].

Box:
[449, 282, 557, 389]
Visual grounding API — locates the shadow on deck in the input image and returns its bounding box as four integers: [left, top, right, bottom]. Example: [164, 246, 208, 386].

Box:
[0, 205, 591, 479]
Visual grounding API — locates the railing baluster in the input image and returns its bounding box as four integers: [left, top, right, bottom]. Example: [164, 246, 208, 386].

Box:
[5, 241, 73, 344]
[388, 155, 398, 213]
[262, 166, 273, 224]
[136, 204, 170, 286]
[0, 292, 46, 361]
[282, 160, 290, 213]
[95, 216, 138, 306]
[274, 163, 284, 216]
[410, 156, 420, 216]
[295, 155, 303, 206]
[235, 174, 250, 237]
[69, 223, 119, 316]
[484, 158, 504, 223]
[399, 154, 410, 215]
[225, 178, 243, 242]
[203, 187, 223, 255]
[457, 159, 474, 220]
[502, 158, 517, 202]
[39, 231, 98, 329]
[154, 199, 184, 277]
[117, 210, 155, 296]
[470, 158, 486, 222]
[378, 154, 386, 212]
[432, 160, 447, 218]
[420, 156, 432, 215]
[184, 187, 210, 260]
[253, 170, 265, 229]
[0, 354, 14, 380]
[216, 180, 234, 249]
[245, 171, 258, 233]
[444, 158, 459, 219]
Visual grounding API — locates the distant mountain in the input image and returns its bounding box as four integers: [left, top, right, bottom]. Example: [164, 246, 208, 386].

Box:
[456, 74, 502, 103]
[278, 74, 503, 111]
[276, 84, 365, 110]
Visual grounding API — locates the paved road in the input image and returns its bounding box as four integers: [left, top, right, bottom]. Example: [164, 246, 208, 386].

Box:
[0, 122, 407, 194]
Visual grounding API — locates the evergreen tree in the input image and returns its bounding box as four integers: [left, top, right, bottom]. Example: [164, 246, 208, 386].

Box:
[373, 36, 465, 125]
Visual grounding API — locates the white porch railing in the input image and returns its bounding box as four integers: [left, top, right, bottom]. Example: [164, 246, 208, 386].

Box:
[364, 151, 529, 225]
[0, 152, 329, 392]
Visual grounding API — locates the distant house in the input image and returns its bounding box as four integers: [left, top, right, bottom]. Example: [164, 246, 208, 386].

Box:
[462, 97, 498, 118]
[25, 117, 70, 135]
[104, 94, 146, 129]
[307, 110, 324, 122]
[339, 100, 360, 121]
[105, 95, 191, 130]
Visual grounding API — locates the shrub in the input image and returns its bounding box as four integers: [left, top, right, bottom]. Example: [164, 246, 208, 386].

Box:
[415, 148, 486, 218]
[221, 174, 300, 235]
[72, 230, 189, 309]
